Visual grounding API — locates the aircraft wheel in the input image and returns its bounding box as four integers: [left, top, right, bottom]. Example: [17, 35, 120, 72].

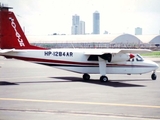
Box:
[83, 73, 90, 81]
[100, 76, 108, 82]
[151, 73, 157, 80]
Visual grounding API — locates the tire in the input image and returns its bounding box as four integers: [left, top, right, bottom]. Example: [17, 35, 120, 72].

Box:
[100, 76, 108, 82]
[151, 73, 157, 80]
[83, 73, 90, 81]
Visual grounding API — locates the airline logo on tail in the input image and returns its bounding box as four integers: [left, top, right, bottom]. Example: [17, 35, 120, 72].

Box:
[9, 17, 25, 47]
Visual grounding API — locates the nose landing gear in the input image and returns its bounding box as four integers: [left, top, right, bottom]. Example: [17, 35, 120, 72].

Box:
[151, 72, 157, 80]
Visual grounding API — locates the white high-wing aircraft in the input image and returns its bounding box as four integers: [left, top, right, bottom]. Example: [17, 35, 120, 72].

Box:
[0, 6, 159, 82]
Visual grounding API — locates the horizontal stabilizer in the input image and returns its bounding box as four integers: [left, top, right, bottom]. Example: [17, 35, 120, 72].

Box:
[0, 49, 15, 53]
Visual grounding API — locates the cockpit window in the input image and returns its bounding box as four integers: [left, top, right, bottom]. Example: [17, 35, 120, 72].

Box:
[136, 54, 144, 61]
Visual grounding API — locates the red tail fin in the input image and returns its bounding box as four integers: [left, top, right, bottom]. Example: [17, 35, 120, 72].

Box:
[0, 6, 46, 49]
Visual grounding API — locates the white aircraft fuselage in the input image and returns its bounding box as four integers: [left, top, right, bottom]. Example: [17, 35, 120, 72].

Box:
[2, 49, 158, 75]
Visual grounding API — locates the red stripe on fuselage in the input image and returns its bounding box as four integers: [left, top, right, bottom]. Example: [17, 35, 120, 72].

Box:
[4, 55, 98, 66]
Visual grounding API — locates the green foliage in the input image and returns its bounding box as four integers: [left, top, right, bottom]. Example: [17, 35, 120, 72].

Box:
[141, 51, 160, 57]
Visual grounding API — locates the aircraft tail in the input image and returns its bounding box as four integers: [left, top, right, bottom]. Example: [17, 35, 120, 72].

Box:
[0, 6, 46, 49]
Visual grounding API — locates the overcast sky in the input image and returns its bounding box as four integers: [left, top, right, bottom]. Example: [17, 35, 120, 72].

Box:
[1, 0, 160, 35]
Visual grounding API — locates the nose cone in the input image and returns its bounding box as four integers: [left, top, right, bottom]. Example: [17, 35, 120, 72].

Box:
[144, 60, 159, 72]
[151, 61, 159, 70]
[154, 62, 159, 69]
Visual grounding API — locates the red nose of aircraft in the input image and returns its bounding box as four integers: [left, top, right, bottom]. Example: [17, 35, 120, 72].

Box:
[129, 53, 135, 59]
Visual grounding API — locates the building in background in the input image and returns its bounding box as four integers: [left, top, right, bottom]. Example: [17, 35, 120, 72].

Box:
[79, 21, 85, 35]
[93, 11, 100, 34]
[71, 14, 80, 35]
[135, 27, 142, 35]
[71, 14, 85, 35]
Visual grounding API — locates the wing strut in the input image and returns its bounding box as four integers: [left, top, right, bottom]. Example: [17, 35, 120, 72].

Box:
[98, 57, 107, 76]
[98, 57, 109, 82]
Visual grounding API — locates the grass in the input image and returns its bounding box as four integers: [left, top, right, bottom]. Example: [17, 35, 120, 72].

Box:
[141, 51, 160, 57]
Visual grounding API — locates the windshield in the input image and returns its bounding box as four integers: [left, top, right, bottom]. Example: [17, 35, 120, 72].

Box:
[136, 54, 144, 61]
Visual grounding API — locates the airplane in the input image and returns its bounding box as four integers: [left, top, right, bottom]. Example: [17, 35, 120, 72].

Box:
[0, 6, 159, 82]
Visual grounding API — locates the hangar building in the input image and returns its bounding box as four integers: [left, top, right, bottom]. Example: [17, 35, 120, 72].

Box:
[28, 34, 160, 49]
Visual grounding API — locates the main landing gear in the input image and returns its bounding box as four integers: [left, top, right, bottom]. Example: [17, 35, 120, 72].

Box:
[83, 73, 90, 81]
[100, 76, 108, 82]
[83, 73, 109, 82]
[151, 72, 157, 80]
[83, 56, 109, 82]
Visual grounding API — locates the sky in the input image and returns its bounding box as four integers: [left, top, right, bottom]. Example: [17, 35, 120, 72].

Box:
[1, 0, 160, 35]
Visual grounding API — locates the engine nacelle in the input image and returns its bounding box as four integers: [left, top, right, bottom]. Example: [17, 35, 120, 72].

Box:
[110, 53, 135, 63]
[99, 53, 111, 62]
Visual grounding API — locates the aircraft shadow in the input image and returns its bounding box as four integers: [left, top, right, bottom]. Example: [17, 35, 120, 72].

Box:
[52, 77, 146, 87]
[0, 80, 73, 86]
[0, 77, 148, 87]
[0, 81, 19, 86]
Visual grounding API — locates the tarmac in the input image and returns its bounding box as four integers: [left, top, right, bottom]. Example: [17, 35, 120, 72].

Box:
[143, 57, 160, 62]
[0, 56, 160, 120]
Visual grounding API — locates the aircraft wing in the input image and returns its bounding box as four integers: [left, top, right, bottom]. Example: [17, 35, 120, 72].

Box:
[84, 49, 121, 55]
[84, 49, 151, 55]
[119, 49, 152, 54]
